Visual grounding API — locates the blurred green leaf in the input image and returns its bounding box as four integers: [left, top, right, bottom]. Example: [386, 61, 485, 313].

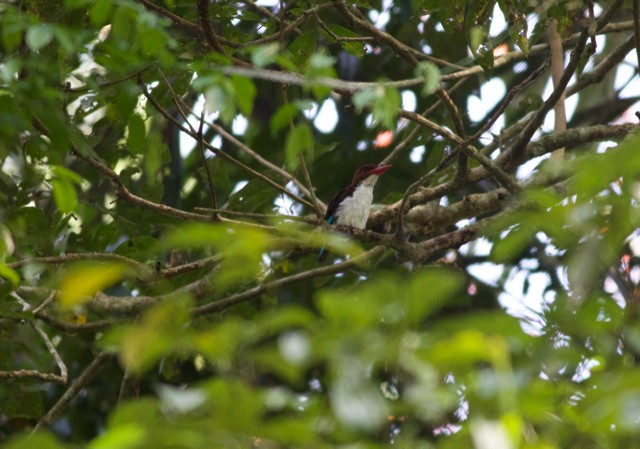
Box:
[354, 85, 400, 129]
[58, 262, 129, 308]
[231, 75, 256, 117]
[126, 113, 146, 154]
[107, 297, 193, 374]
[287, 32, 316, 67]
[326, 25, 366, 56]
[285, 123, 314, 170]
[26, 24, 54, 50]
[89, 0, 113, 27]
[6, 432, 64, 449]
[270, 103, 299, 136]
[163, 223, 268, 290]
[251, 42, 279, 67]
[415, 62, 441, 96]
[88, 423, 146, 449]
[205, 83, 236, 125]
[52, 179, 77, 213]
[0, 262, 19, 286]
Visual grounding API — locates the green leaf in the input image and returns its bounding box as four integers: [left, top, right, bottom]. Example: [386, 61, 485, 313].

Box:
[231, 75, 256, 116]
[287, 32, 317, 67]
[88, 423, 146, 449]
[0, 262, 19, 286]
[112, 297, 193, 374]
[5, 432, 64, 449]
[58, 262, 129, 308]
[305, 52, 336, 100]
[143, 132, 166, 183]
[8, 207, 53, 255]
[407, 267, 464, 323]
[518, 93, 543, 113]
[373, 86, 401, 129]
[205, 83, 236, 125]
[326, 24, 366, 56]
[415, 61, 441, 96]
[126, 113, 146, 154]
[90, 0, 113, 26]
[1, 8, 25, 53]
[251, 42, 279, 67]
[270, 103, 299, 136]
[352, 89, 377, 111]
[162, 223, 269, 291]
[285, 123, 314, 170]
[51, 165, 83, 184]
[51, 166, 82, 213]
[491, 224, 536, 263]
[468, 26, 494, 74]
[26, 24, 54, 50]
[52, 179, 78, 213]
[354, 85, 400, 129]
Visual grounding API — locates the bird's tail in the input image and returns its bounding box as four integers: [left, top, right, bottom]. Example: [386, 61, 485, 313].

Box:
[318, 246, 329, 262]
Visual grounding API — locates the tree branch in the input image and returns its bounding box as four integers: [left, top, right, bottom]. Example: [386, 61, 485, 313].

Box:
[139, 79, 315, 210]
[548, 18, 567, 159]
[508, 29, 591, 161]
[192, 246, 387, 315]
[32, 352, 112, 432]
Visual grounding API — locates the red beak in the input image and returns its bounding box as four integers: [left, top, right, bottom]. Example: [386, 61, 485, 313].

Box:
[370, 164, 392, 176]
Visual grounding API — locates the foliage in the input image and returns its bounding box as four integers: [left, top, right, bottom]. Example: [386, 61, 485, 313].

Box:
[1, 0, 640, 447]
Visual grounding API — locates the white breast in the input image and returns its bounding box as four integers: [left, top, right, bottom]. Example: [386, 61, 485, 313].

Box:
[334, 183, 374, 229]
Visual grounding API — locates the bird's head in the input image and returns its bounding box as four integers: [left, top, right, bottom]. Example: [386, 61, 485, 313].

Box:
[351, 163, 392, 186]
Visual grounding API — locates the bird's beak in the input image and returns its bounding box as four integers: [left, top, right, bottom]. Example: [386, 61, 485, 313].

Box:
[370, 163, 392, 175]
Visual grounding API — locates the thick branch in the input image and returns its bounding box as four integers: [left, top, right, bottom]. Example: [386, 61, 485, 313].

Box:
[370, 124, 640, 227]
[548, 18, 567, 158]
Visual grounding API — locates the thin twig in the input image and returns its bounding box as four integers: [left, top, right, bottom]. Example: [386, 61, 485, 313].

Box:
[299, 154, 324, 219]
[32, 352, 112, 432]
[64, 69, 147, 94]
[382, 78, 470, 164]
[596, 0, 625, 32]
[71, 145, 216, 222]
[567, 33, 636, 96]
[587, 0, 598, 50]
[194, 207, 314, 222]
[508, 29, 591, 161]
[8, 252, 153, 280]
[197, 108, 219, 215]
[241, 0, 303, 36]
[398, 109, 521, 193]
[178, 98, 321, 208]
[243, 3, 334, 47]
[33, 291, 56, 314]
[192, 246, 386, 315]
[434, 87, 468, 178]
[139, 79, 315, 209]
[31, 323, 68, 384]
[332, 0, 419, 68]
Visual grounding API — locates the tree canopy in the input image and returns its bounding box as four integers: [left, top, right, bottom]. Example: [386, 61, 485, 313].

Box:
[2, 0, 640, 447]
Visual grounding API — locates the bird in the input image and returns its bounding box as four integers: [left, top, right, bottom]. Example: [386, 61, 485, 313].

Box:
[319, 163, 392, 261]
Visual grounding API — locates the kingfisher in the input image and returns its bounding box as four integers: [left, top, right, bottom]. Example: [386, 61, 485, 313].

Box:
[319, 163, 392, 260]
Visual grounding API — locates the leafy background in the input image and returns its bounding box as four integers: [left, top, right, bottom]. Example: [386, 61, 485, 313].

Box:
[2, 0, 640, 447]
